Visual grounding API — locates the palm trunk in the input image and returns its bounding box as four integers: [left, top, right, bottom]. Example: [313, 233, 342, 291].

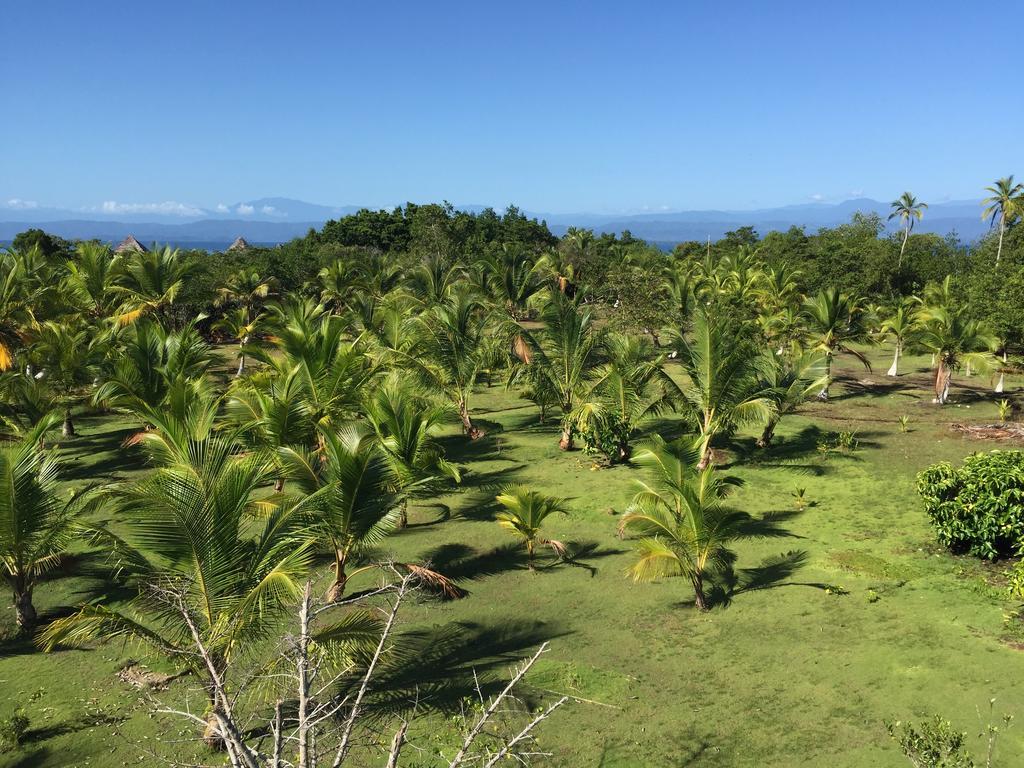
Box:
[756, 419, 778, 448]
[236, 352, 245, 377]
[458, 399, 481, 439]
[996, 372, 1005, 394]
[326, 550, 347, 602]
[818, 354, 832, 400]
[527, 539, 536, 571]
[899, 226, 909, 268]
[616, 439, 631, 463]
[886, 344, 900, 377]
[934, 363, 951, 404]
[274, 477, 285, 492]
[997, 217, 1006, 267]
[691, 573, 708, 611]
[558, 424, 574, 451]
[696, 428, 714, 469]
[14, 587, 36, 633]
[61, 408, 75, 437]
[396, 499, 408, 530]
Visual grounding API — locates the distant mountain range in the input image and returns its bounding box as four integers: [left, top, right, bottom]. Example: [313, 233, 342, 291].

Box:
[0, 196, 993, 248]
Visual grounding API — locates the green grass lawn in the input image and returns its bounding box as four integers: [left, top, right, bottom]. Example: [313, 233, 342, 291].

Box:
[3, 348, 1024, 767]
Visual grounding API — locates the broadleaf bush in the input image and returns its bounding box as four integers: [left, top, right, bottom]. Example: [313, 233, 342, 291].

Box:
[916, 450, 1024, 560]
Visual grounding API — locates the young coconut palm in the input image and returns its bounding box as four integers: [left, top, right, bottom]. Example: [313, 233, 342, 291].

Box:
[364, 379, 461, 528]
[113, 244, 195, 325]
[888, 192, 927, 268]
[755, 348, 828, 448]
[39, 434, 315, 744]
[215, 269, 278, 311]
[278, 426, 402, 601]
[801, 287, 872, 400]
[62, 242, 124, 321]
[0, 416, 92, 632]
[981, 176, 1024, 267]
[879, 299, 921, 378]
[918, 306, 996, 404]
[495, 484, 568, 570]
[397, 286, 491, 439]
[619, 434, 748, 611]
[511, 290, 603, 450]
[570, 333, 680, 463]
[667, 309, 774, 468]
[26, 318, 107, 436]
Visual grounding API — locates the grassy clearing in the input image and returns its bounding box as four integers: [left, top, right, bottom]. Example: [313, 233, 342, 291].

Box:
[3, 347, 1024, 767]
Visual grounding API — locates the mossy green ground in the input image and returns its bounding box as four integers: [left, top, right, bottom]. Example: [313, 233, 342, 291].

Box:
[3, 349, 1024, 767]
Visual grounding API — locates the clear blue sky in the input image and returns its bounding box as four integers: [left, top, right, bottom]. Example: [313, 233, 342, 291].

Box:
[2, 1, 1021, 214]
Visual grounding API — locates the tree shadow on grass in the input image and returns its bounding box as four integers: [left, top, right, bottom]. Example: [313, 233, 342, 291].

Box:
[341, 619, 572, 718]
[419, 540, 624, 586]
[705, 550, 833, 608]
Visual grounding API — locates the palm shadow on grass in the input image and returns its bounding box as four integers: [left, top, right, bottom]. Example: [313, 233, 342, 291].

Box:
[419, 540, 624, 586]
[705, 550, 833, 609]
[335, 619, 572, 719]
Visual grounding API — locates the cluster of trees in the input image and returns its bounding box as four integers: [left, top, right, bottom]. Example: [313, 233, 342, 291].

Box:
[0, 178, 1022, 760]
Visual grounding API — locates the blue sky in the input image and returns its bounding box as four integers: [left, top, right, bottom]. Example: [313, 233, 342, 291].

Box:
[2, 1, 1021, 215]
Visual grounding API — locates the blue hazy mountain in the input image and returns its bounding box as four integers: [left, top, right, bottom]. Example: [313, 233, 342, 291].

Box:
[0, 197, 992, 247]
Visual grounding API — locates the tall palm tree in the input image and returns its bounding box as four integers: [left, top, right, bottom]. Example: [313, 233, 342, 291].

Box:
[982, 176, 1024, 266]
[0, 416, 91, 632]
[888, 192, 927, 268]
[476, 244, 546, 320]
[570, 333, 679, 462]
[317, 259, 360, 313]
[801, 287, 872, 400]
[214, 306, 262, 377]
[279, 426, 401, 601]
[397, 287, 491, 439]
[918, 306, 996, 404]
[667, 309, 774, 468]
[879, 299, 921, 377]
[619, 434, 748, 611]
[39, 434, 315, 743]
[512, 290, 603, 450]
[495, 485, 568, 570]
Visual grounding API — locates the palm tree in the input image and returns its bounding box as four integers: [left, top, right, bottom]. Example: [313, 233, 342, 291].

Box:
[215, 269, 277, 311]
[918, 306, 996, 404]
[62, 242, 123, 320]
[27, 319, 106, 436]
[317, 259, 360, 313]
[279, 427, 401, 601]
[879, 299, 921, 377]
[477, 244, 546, 320]
[495, 485, 568, 569]
[801, 287, 872, 400]
[667, 309, 774, 468]
[755, 349, 827, 448]
[364, 379, 460, 528]
[113, 245, 195, 325]
[512, 291, 603, 450]
[214, 306, 262, 377]
[618, 434, 747, 611]
[39, 433, 315, 744]
[397, 287, 490, 439]
[888, 192, 927, 268]
[570, 333, 679, 462]
[0, 416, 90, 632]
[982, 176, 1024, 267]
[0, 251, 41, 370]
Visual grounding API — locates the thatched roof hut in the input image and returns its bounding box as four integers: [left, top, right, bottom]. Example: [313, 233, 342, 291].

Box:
[227, 236, 250, 252]
[114, 235, 147, 254]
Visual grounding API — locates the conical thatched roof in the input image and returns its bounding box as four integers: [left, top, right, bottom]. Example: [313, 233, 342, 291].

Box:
[114, 235, 147, 254]
[227, 236, 250, 251]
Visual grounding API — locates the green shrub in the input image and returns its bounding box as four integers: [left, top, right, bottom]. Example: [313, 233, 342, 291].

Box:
[0, 709, 29, 753]
[917, 451, 1024, 560]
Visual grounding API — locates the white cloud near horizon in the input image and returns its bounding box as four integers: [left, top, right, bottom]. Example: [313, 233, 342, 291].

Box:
[236, 203, 254, 215]
[215, 203, 229, 213]
[4, 198, 39, 209]
[96, 200, 204, 217]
